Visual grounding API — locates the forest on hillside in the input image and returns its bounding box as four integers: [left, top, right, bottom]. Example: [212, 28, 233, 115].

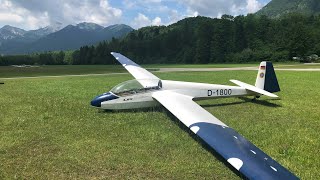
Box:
[256, 0, 320, 18]
[1, 13, 320, 65]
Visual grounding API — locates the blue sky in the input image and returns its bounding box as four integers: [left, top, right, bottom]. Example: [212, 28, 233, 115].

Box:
[0, 0, 271, 30]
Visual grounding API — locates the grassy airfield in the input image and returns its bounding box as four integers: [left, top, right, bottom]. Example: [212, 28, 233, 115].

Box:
[0, 62, 300, 78]
[0, 66, 319, 179]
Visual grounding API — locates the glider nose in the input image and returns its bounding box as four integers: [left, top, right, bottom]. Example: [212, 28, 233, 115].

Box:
[90, 92, 119, 107]
[91, 98, 102, 107]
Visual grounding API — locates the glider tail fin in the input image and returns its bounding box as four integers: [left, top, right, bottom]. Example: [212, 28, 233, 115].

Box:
[230, 61, 280, 98]
[255, 61, 280, 93]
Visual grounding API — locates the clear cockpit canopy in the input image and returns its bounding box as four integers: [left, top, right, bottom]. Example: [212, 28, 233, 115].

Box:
[110, 79, 162, 96]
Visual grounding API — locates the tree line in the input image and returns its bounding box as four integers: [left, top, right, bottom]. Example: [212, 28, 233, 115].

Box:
[1, 13, 320, 66]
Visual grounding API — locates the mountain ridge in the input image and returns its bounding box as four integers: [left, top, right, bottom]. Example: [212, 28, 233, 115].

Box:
[0, 23, 133, 55]
[256, 0, 320, 18]
[0, 25, 26, 41]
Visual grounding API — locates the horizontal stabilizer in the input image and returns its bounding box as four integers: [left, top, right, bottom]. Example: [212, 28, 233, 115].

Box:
[230, 80, 279, 98]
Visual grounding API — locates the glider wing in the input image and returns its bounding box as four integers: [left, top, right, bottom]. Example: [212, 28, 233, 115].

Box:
[152, 90, 298, 180]
[111, 52, 160, 87]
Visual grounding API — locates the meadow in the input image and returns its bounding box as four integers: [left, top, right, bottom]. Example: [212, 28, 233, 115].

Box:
[0, 65, 125, 78]
[0, 67, 319, 179]
[0, 62, 299, 78]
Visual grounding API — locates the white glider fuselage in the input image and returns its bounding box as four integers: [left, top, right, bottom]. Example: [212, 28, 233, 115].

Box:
[98, 80, 250, 110]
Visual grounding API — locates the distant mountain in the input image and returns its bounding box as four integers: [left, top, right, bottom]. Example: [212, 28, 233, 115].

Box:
[104, 24, 134, 35]
[23, 23, 133, 54]
[0, 22, 63, 43]
[0, 23, 133, 55]
[76, 22, 104, 31]
[25, 22, 64, 39]
[256, 0, 320, 18]
[0, 22, 64, 54]
[0, 25, 26, 42]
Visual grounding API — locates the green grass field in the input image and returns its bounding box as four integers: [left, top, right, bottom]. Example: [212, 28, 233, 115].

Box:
[275, 64, 320, 69]
[0, 68, 319, 179]
[0, 62, 305, 78]
[0, 65, 125, 78]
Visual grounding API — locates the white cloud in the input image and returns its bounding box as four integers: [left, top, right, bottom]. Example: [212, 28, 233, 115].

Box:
[61, 0, 123, 26]
[246, 0, 263, 13]
[177, 0, 263, 18]
[0, 13, 23, 23]
[132, 13, 150, 28]
[122, 0, 163, 11]
[193, 11, 199, 17]
[122, 0, 182, 26]
[0, 0, 268, 30]
[128, 0, 263, 28]
[26, 12, 50, 29]
[62, 1, 122, 26]
[0, 0, 122, 30]
[0, 0, 50, 29]
[99, 0, 122, 17]
[132, 13, 162, 29]
[152, 17, 162, 26]
[121, 0, 266, 27]
[148, 0, 162, 3]
[122, 0, 136, 9]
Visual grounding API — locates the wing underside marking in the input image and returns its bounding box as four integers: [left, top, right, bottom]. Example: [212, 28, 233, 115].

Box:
[152, 91, 298, 180]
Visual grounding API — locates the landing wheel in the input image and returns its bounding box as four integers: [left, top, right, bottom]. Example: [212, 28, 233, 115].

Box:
[252, 96, 260, 101]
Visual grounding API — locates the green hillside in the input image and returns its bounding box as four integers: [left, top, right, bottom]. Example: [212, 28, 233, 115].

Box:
[1, 14, 320, 65]
[256, 0, 320, 18]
